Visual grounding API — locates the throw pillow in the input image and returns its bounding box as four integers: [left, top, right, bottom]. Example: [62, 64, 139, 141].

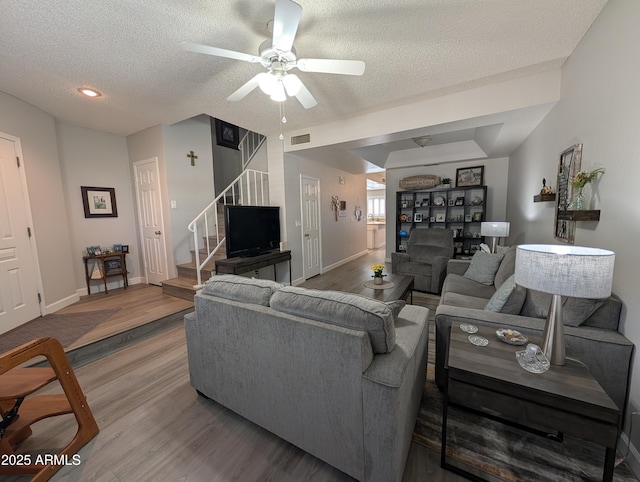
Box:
[496, 244, 511, 255]
[463, 251, 505, 285]
[201, 274, 283, 306]
[270, 286, 396, 353]
[493, 245, 517, 289]
[520, 289, 606, 326]
[386, 300, 406, 319]
[484, 275, 526, 314]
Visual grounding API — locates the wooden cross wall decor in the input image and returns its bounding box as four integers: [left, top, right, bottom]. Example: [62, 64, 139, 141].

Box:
[187, 150, 198, 166]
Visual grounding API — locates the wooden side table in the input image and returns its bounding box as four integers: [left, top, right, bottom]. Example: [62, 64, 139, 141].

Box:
[83, 252, 128, 295]
[441, 322, 620, 481]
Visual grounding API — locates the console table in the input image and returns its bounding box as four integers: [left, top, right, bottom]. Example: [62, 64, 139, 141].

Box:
[215, 250, 292, 284]
[83, 252, 128, 295]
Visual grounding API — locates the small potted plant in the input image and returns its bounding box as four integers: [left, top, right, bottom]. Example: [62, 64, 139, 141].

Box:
[370, 263, 387, 285]
[571, 167, 605, 210]
[441, 177, 452, 188]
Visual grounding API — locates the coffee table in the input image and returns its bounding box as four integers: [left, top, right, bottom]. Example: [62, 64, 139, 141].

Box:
[441, 322, 620, 482]
[358, 272, 414, 303]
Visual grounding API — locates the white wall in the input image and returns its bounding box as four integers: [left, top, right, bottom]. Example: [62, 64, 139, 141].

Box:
[163, 116, 215, 268]
[385, 157, 509, 258]
[0, 91, 77, 312]
[57, 122, 141, 293]
[284, 153, 368, 284]
[506, 0, 640, 468]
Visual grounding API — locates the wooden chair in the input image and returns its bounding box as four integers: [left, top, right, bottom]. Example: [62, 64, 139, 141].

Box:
[0, 337, 99, 481]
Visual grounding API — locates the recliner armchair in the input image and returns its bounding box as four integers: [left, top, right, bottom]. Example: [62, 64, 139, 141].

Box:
[391, 228, 454, 294]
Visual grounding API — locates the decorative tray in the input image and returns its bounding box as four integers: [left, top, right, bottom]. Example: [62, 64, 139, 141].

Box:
[496, 328, 528, 346]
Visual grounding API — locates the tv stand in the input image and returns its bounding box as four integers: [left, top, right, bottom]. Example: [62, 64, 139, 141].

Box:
[215, 250, 292, 284]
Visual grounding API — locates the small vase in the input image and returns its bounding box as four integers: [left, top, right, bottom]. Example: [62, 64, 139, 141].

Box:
[374, 276, 383, 285]
[570, 188, 586, 210]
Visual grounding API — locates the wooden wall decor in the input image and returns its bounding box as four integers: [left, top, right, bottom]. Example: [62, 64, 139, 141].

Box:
[554, 143, 582, 244]
[399, 175, 440, 190]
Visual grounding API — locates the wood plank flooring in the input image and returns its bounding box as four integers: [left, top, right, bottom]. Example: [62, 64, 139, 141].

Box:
[59, 284, 193, 350]
[5, 250, 463, 482]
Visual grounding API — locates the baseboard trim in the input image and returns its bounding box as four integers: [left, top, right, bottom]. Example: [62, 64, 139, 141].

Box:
[45, 292, 80, 315]
[322, 250, 369, 273]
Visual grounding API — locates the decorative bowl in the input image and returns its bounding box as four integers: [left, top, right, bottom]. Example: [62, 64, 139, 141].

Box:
[496, 328, 528, 346]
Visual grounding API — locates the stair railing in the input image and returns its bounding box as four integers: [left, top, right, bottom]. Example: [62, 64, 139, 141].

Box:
[239, 130, 266, 170]
[188, 169, 269, 287]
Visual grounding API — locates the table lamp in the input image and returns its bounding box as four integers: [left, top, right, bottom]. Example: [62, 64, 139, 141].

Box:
[515, 244, 615, 365]
[480, 222, 510, 253]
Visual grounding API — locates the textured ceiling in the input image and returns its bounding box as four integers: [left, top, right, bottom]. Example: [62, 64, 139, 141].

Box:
[1, 0, 606, 139]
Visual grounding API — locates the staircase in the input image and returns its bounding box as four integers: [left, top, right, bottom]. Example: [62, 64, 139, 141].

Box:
[161, 168, 269, 300]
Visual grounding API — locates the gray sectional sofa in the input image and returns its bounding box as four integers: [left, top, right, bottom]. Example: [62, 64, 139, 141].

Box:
[434, 246, 633, 416]
[184, 274, 430, 482]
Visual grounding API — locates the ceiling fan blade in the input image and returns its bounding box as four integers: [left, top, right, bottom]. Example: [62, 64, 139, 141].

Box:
[181, 41, 260, 63]
[272, 0, 302, 53]
[297, 58, 365, 76]
[227, 73, 265, 102]
[294, 80, 318, 109]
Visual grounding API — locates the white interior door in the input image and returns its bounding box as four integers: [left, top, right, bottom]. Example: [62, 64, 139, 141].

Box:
[134, 158, 169, 285]
[301, 175, 321, 279]
[0, 134, 41, 334]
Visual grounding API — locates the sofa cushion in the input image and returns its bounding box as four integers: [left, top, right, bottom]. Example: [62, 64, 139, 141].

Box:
[520, 289, 607, 326]
[201, 274, 283, 306]
[484, 275, 526, 315]
[441, 273, 497, 300]
[441, 291, 488, 310]
[270, 286, 396, 353]
[494, 245, 517, 289]
[463, 251, 504, 285]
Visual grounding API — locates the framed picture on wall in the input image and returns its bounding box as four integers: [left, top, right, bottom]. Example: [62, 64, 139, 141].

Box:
[456, 166, 484, 187]
[215, 118, 240, 150]
[81, 186, 118, 218]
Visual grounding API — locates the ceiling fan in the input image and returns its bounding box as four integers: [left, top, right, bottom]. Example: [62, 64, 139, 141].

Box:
[181, 0, 365, 109]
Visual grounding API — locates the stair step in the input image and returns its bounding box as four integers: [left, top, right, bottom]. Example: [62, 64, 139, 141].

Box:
[161, 277, 199, 301]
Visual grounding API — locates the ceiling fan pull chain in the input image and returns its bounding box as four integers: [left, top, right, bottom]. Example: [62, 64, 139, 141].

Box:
[279, 102, 285, 140]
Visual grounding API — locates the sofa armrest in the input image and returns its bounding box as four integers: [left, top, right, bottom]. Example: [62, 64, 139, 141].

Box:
[431, 256, 450, 294]
[390, 252, 409, 273]
[446, 259, 470, 276]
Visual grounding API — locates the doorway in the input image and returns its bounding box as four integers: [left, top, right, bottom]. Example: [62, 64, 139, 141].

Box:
[0, 133, 42, 334]
[300, 175, 321, 279]
[133, 158, 169, 285]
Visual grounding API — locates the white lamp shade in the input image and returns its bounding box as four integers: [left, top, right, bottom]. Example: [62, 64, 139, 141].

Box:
[481, 222, 510, 237]
[515, 244, 614, 298]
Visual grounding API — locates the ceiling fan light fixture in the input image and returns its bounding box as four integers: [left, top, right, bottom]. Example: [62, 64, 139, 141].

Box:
[282, 73, 301, 96]
[413, 135, 432, 148]
[258, 72, 277, 95]
[270, 81, 287, 102]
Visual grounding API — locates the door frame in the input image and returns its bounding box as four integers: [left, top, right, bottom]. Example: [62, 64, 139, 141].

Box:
[300, 175, 322, 280]
[0, 131, 45, 316]
[133, 157, 170, 284]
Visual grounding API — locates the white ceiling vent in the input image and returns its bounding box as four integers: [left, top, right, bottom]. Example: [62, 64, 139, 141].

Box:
[291, 133, 311, 145]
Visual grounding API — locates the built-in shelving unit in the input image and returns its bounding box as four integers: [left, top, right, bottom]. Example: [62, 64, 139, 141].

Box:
[396, 185, 487, 257]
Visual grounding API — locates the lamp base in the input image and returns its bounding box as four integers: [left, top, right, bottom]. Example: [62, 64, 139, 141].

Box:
[542, 294, 565, 365]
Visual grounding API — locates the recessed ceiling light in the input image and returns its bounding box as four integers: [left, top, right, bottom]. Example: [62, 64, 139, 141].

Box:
[78, 87, 102, 98]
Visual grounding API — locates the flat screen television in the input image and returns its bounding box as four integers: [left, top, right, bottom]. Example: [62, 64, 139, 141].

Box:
[224, 205, 281, 258]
